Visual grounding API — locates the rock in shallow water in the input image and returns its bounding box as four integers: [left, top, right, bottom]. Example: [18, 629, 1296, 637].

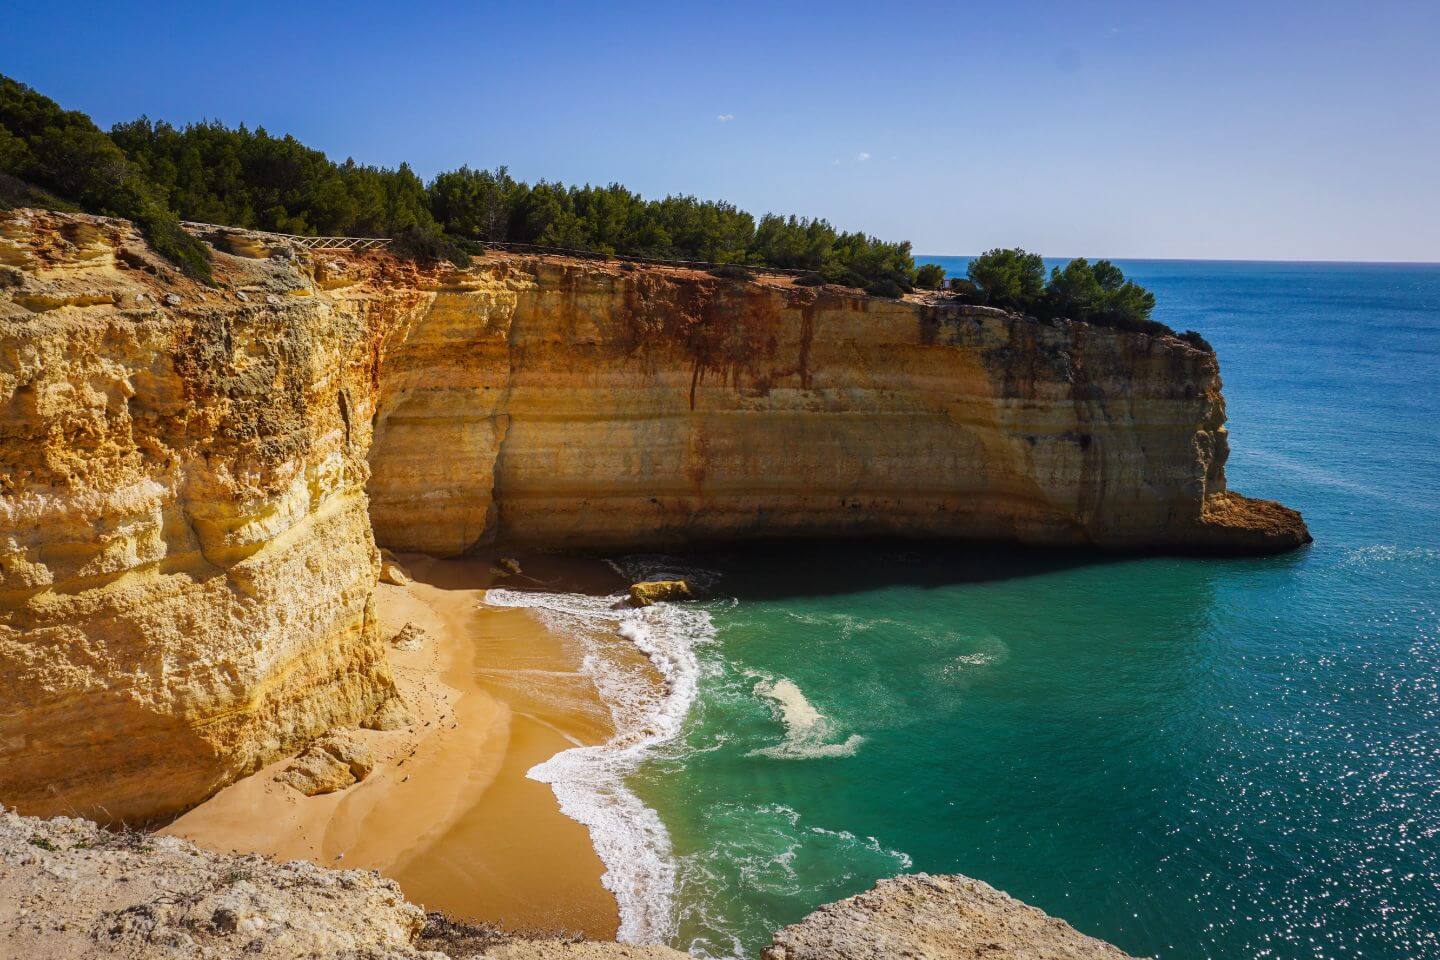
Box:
[628, 580, 693, 607]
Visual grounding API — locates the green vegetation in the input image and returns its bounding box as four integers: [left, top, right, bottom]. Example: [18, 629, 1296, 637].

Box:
[708, 263, 757, 281]
[914, 262, 946, 290]
[965, 247, 1047, 310]
[0, 74, 916, 291]
[388, 225, 471, 268]
[0, 76, 212, 282]
[964, 248, 1169, 337]
[109, 117, 436, 236]
[1, 73, 1177, 333]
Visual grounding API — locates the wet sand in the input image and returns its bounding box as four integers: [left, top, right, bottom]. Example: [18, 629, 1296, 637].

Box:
[164, 552, 624, 937]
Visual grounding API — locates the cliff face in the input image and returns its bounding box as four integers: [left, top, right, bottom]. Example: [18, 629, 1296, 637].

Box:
[0, 210, 1308, 823]
[0, 212, 402, 822]
[368, 257, 1306, 555]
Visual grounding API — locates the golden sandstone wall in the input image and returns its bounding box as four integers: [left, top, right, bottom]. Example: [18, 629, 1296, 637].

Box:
[369, 259, 1307, 555]
[0, 211, 1307, 822]
[0, 212, 402, 822]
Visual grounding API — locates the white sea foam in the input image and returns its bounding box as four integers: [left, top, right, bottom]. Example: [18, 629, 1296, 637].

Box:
[940, 635, 1010, 684]
[483, 575, 716, 944]
[748, 675, 864, 760]
[676, 802, 912, 959]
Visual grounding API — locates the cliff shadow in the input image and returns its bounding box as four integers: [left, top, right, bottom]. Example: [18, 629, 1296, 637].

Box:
[603, 538, 1146, 602]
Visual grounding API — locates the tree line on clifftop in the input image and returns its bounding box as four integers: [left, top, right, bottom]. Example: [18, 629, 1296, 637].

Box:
[0, 74, 1194, 343]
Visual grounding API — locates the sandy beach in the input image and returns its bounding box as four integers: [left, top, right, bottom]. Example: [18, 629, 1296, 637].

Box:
[164, 552, 624, 937]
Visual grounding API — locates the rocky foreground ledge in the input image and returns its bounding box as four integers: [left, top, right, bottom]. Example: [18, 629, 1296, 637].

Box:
[0, 810, 686, 960]
[1, 810, 1138, 959]
[764, 874, 1138, 960]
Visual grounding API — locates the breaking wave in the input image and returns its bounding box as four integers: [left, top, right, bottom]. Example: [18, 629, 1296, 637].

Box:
[483, 559, 717, 944]
[748, 675, 864, 760]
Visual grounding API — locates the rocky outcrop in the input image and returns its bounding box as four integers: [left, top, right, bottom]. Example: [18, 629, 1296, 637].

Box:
[0, 808, 430, 959]
[628, 580, 693, 607]
[763, 873, 1139, 959]
[274, 731, 375, 796]
[0, 209, 1308, 824]
[0, 809, 691, 959]
[2, 810, 1132, 960]
[390, 621, 430, 652]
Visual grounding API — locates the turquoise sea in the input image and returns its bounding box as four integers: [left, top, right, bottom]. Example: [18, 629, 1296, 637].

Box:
[509, 259, 1440, 959]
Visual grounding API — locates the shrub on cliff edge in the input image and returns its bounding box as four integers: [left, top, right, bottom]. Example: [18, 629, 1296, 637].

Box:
[966, 248, 1173, 337]
[915, 262, 946, 290]
[967, 248, 1046, 310]
[0, 75, 212, 282]
[1178, 329, 1214, 352]
[709, 263, 756, 281]
[389, 225, 472, 268]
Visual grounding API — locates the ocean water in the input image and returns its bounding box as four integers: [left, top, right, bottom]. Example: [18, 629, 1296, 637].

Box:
[505, 259, 1440, 959]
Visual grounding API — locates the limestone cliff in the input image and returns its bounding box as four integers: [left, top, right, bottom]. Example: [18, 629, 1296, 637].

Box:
[367, 254, 1308, 555]
[0, 211, 403, 823]
[0, 210, 1308, 824]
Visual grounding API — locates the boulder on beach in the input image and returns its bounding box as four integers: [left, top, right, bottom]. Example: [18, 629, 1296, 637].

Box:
[390, 622, 429, 652]
[628, 580, 692, 607]
[379, 550, 412, 586]
[361, 695, 415, 731]
[276, 732, 376, 796]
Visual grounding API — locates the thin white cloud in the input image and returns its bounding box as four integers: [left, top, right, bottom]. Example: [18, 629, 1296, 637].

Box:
[856, 151, 871, 161]
[716, 113, 735, 122]
[832, 158, 841, 166]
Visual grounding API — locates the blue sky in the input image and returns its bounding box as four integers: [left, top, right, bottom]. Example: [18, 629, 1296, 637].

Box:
[4, 0, 1438, 260]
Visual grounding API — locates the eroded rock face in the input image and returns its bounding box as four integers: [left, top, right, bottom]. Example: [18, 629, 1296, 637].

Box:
[0, 209, 1308, 823]
[0, 211, 405, 823]
[367, 255, 1310, 556]
[763, 873, 1141, 959]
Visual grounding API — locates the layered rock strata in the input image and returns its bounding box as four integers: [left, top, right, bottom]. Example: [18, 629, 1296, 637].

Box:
[0, 210, 1308, 824]
[366, 256, 1309, 556]
[0, 211, 404, 823]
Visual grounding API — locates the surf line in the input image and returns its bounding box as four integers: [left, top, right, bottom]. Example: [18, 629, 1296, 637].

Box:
[484, 585, 714, 943]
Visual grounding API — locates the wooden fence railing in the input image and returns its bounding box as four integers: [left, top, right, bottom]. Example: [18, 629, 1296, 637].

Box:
[181, 222, 390, 251]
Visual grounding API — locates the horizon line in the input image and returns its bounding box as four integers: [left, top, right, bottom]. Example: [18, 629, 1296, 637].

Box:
[916, 253, 1440, 267]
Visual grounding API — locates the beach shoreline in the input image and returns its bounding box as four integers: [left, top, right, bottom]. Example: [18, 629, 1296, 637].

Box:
[163, 551, 625, 938]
